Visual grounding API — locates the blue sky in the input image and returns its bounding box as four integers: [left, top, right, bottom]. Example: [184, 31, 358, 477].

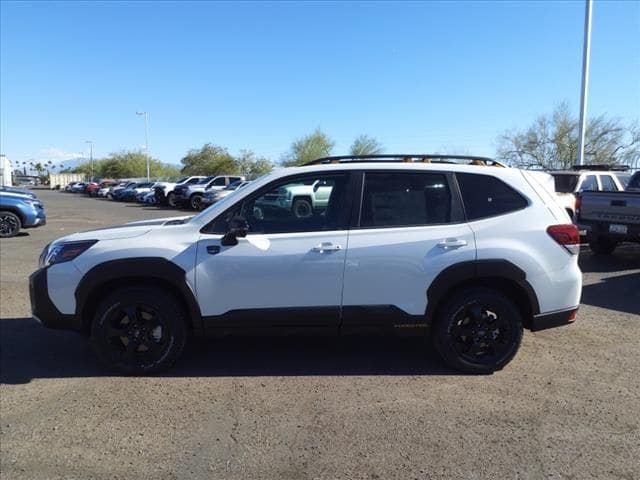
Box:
[1, 0, 638, 167]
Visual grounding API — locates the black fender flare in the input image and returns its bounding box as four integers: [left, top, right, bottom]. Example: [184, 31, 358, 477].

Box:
[425, 259, 540, 323]
[75, 257, 203, 333]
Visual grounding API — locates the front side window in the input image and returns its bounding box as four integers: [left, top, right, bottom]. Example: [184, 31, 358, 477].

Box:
[211, 177, 227, 187]
[209, 174, 349, 234]
[457, 173, 527, 220]
[600, 175, 618, 192]
[360, 172, 451, 228]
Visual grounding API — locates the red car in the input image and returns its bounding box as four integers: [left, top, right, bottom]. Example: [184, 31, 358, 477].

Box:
[86, 181, 114, 197]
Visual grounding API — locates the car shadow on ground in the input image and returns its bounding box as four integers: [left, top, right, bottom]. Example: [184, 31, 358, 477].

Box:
[579, 244, 640, 273]
[0, 318, 456, 384]
[581, 271, 640, 316]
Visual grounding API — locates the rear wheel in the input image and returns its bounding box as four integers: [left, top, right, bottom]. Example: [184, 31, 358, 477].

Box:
[0, 211, 22, 238]
[292, 197, 313, 219]
[588, 237, 618, 255]
[190, 194, 203, 210]
[90, 287, 188, 375]
[432, 287, 523, 374]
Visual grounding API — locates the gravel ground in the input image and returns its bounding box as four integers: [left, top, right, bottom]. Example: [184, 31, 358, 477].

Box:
[1, 189, 639, 480]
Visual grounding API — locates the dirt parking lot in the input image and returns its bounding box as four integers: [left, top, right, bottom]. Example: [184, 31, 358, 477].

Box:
[1, 189, 639, 480]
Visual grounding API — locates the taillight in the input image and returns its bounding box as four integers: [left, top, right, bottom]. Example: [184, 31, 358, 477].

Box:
[574, 194, 582, 214]
[547, 224, 580, 255]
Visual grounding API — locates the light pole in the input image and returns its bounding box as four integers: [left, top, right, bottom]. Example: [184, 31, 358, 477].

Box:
[577, 0, 593, 166]
[85, 140, 93, 179]
[136, 111, 150, 180]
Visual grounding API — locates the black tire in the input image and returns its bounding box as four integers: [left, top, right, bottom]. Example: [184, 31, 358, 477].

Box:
[190, 194, 203, 210]
[0, 211, 22, 238]
[588, 237, 618, 255]
[432, 287, 523, 374]
[292, 197, 313, 219]
[167, 192, 177, 208]
[90, 287, 188, 375]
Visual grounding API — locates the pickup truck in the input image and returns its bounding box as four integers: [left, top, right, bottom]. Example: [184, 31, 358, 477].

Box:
[174, 175, 245, 210]
[153, 176, 207, 207]
[0, 191, 47, 237]
[576, 171, 640, 254]
[254, 179, 333, 219]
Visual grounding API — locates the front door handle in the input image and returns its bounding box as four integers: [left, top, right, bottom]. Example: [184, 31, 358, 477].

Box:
[437, 238, 468, 249]
[206, 245, 221, 255]
[312, 242, 343, 253]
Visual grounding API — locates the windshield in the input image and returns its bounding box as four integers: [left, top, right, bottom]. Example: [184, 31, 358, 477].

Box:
[198, 176, 214, 184]
[551, 174, 580, 193]
[175, 176, 188, 184]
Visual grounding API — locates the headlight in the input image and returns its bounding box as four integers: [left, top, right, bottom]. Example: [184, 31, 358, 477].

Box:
[41, 240, 98, 267]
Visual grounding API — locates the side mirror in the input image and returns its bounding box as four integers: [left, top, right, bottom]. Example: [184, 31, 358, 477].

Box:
[221, 216, 249, 246]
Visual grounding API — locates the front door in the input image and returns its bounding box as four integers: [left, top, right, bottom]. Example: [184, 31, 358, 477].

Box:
[195, 172, 353, 332]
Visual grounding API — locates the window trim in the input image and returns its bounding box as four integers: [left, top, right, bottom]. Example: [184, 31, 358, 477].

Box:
[200, 171, 356, 235]
[351, 170, 465, 230]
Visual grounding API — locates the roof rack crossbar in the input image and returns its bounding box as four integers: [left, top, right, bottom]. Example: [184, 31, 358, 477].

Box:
[303, 154, 503, 167]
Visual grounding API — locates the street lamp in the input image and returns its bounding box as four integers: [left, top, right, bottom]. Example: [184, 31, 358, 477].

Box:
[85, 140, 93, 179]
[136, 111, 150, 180]
[577, 0, 592, 166]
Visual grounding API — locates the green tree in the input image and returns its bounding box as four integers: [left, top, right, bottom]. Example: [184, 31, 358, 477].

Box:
[72, 150, 180, 179]
[180, 143, 238, 175]
[497, 103, 640, 169]
[236, 149, 274, 179]
[281, 128, 335, 166]
[349, 135, 384, 156]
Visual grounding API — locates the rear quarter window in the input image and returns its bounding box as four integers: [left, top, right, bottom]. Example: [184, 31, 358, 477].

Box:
[456, 173, 528, 221]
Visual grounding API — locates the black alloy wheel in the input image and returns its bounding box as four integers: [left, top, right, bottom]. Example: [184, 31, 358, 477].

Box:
[433, 288, 523, 374]
[91, 287, 188, 374]
[0, 211, 22, 238]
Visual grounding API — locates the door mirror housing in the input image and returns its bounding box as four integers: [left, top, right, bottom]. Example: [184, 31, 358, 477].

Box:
[221, 216, 249, 246]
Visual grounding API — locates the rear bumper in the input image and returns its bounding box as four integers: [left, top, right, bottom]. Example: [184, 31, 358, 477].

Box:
[581, 220, 640, 242]
[531, 307, 578, 332]
[29, 267, 82, 331]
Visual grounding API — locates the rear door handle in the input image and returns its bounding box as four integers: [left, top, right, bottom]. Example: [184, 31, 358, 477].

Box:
[437, 238, 468, 249]
[312, 242, 343, 253]
[206, 245, 221, 255]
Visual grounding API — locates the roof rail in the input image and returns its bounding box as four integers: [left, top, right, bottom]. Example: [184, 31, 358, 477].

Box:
[304, 154, 507, 167]
[570, 164, 630, 171]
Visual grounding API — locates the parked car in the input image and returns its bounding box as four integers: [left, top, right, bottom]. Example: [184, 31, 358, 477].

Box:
[30, 154, 581, 375]
[96, 181, 120, 198]
[71, 182, 87, 193]
[0, 191, 46, 237]
[114, 182, 155, 202]
[0, 186, 37, 198]
[104, 181, 132, 199]
[576, 170, 640, 254]
[154, 176, 207, 207]
[175, 175, 245, 210]
[142, 191, 157, 205]
[64, 182, 78, 192]
[549, 165, 629, 220]
[201, 180, 250, 208]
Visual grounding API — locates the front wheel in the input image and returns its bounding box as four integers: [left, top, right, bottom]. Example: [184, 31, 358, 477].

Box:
[0, 211, 22, 238]
[167, 192, 177, 208]
[90, 287, 188, 375]
[432, 287, 523, 374]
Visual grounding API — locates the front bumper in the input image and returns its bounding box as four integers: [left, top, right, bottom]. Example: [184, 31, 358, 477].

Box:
[24, 208, 47, 228]
[29, 267, 82, 331]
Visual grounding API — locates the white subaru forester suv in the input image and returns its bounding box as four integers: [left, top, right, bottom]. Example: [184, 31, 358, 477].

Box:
[30, 155, 582, 375]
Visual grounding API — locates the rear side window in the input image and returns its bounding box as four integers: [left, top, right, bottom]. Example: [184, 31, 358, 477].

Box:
[580, 175, 598, 191]
[600, 175, 618, 192]
[551, 174, 579, 193]
[457, 173, 527, 221]
[360, 173, 451, 228]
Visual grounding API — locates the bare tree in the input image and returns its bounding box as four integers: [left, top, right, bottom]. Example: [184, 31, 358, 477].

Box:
[349, 135, 384, 156]
[497, 103, 640, 169]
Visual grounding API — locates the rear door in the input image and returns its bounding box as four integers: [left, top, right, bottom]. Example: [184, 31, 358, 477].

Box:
[341, 171, 476, 331]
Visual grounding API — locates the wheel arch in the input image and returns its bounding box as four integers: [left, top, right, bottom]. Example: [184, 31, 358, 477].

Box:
[75, 258, 203, 334]
[425, 260, 540, 330]
[0, 207, 26, 225]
